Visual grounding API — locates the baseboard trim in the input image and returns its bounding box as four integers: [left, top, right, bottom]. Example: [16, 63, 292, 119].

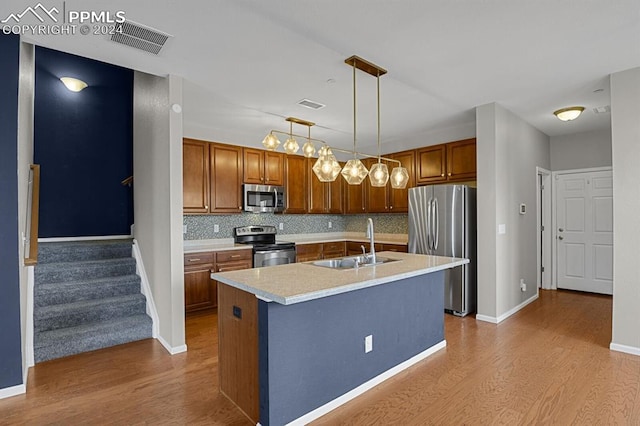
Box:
[610, 343, 640, 357]
[38, 235, 132, 243]
[157, 335, 187, 355]
[285, 339, 447, 426]
[0, 383, 26, 400]
[132, 240, 159, 338]
[476, 294, 539, 325]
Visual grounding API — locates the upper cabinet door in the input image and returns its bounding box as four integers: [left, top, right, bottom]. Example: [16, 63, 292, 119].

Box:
[388, 150, 416, 213]
[307, 158, 326, 214]
[183, 139, 210, 214]
[243, 148, 265, 185]
[364, 158, 390, 213]
[264, 151, 284, 186]
[327, 165, 344, 214]
[344, 178, 366, 214]
[446, 138, 476, 181]
[210, 143, 243, 213]
[416, 144, 446, 184]
[284, 155, 307, 214]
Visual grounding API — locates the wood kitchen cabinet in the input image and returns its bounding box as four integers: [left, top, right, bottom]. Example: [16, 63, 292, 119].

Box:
[284, 154, 307, 214]
[183, 139, 210, 213]
[346, 241, 383, 256]
[382, 243, 408, 253]
[416, 139, 476, 185]
[295, 243, 323, 262]
[446, 138, 477, 181]
[417, 144, 447, 184]
[344, 179, 366, 214]
[184, 249, 252, 313]
[243, 148, 284, 186]
[388, 150, 416, 213]
[210, 143, 244, 213]
[184, 252, 216, 313]
[307, 159, 345, 214]
[364, 158, 391, 213]
[321, 241, 346, 259]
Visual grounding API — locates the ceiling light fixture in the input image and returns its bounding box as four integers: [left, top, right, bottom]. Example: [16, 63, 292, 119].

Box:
[553, 106, 585, 122]
[60, 77, 88, 92]
[368, 62, 389, 187]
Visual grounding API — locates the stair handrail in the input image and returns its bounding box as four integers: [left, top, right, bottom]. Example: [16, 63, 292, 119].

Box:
[24, 164, 40, 266]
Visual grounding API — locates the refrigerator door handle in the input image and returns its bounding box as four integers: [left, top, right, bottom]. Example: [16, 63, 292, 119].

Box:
[426, 198, 432, 252]
[433, 197, 439, 251]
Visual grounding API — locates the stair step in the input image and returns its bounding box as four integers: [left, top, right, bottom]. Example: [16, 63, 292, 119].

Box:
[35, 258, 137, 284]
[38, 240, 133, 264]
[34, 294, 148, 332]
[34, 314, 153, 363]
[35, 274, 141, 307]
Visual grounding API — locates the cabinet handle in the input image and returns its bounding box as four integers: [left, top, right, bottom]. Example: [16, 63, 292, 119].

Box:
[205, 205, 208, 209]
[448, 172, 452, 176]
[440, 174, 444, 177]
[390, 206, 393, 209]
[261, 177, 264, 181]
[239, 206, 242, 210]
[230, 254, 241, 258]
[188, 258, 201, 262]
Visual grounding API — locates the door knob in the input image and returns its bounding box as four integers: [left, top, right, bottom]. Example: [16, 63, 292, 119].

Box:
[558, 228, 564, 232]
[558, 236, 564, 240]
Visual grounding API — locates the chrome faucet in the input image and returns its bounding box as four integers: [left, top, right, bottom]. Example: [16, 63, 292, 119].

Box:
[365, 217, 376, 264]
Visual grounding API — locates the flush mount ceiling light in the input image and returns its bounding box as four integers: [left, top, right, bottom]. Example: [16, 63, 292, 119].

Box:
[553, 106, 585, 122]
[60, 77, 88, 92]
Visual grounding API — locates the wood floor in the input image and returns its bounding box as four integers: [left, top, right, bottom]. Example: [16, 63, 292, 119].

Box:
[1, 290, 638, 425]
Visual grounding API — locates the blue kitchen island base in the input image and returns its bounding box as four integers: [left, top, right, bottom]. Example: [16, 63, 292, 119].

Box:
[257, 271, 445, 426]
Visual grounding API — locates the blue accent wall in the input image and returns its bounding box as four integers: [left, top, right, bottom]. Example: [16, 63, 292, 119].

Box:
[34, 47, 133, 237]
[0, 33, 25, 389]
[258, 272, 445, 425]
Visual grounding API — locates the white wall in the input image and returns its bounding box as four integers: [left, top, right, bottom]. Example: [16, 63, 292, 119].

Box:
[17, 41, 34, 379]
[550, 128, 612, 171]
[610, 67, 640, 355]
[133, 72, 185, 351]
[476, 103, 550, 321]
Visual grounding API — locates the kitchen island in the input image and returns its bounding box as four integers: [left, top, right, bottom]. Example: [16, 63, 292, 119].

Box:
[212, 252, 467, 426]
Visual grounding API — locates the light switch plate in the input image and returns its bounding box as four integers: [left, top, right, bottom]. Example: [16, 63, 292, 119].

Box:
[365, 335, 373, 353]
[214, 224, 219, 233]
[498, 224, 506, 234]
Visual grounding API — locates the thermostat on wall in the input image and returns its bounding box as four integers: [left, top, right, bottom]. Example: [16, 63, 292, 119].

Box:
[519, 203, 526, 215]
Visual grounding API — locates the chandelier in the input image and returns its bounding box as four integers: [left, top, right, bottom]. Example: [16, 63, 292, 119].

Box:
[258, 56, 409, 189]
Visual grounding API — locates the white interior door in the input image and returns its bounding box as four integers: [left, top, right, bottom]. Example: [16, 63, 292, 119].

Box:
[556, 170, 613, 294]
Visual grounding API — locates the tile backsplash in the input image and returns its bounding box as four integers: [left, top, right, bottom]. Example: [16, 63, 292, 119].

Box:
[183, 213, 408, 240]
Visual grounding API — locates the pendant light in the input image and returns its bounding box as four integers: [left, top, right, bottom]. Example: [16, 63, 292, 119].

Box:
[313, 144, 342, 182]
[368, 70, 389, 187]
[262, 132, 281, 151]
[282, 120, 299, 154]
[341, 57, 370, 185]
[390, 166, 409, 189]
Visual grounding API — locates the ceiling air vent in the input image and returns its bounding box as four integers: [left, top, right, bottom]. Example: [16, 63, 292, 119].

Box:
[297, 98, 326, 110]
[110, 20, 172, 55]
[592, 105, 611, 114]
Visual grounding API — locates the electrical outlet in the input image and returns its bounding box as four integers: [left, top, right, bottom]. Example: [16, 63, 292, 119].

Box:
[214, 224, 219, 233]
[183, 225, 187, 234]
[328, 221, 332, 229]
[279, 223, 284, 230]
[365, 335, 373, 353]
[520, 279, 526, 292]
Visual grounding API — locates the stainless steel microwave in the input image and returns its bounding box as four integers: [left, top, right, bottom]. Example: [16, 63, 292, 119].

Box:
[243, 184, 286, 213]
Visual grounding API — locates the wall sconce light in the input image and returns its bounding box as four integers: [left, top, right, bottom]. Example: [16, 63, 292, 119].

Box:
[60, 77, 88, 92]
[553, 106, 584, 121]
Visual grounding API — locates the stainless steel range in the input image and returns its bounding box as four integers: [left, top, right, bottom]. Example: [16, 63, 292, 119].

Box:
[233, 226, 296, 268]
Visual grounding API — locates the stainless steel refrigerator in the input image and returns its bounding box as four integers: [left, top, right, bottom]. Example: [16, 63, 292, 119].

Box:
[408, 185, 477, 316]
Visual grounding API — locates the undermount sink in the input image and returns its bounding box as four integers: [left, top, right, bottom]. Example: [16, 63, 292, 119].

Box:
[311, 256, 399, 270]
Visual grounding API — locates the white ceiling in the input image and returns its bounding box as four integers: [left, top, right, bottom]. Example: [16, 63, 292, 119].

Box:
[8, 0, 640, 154]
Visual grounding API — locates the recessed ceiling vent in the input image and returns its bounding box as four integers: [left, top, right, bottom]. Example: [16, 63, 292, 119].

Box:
[297, 98, 326, 110]
[110, 20, 172, 55]
[592, 105, 611, 114]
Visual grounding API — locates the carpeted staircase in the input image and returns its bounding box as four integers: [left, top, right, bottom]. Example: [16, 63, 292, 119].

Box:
[34, 240, 153, 363]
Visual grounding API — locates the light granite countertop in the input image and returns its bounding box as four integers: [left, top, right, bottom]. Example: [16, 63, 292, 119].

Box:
[211, 251, 467, 305]
[184, 232, 408, 254]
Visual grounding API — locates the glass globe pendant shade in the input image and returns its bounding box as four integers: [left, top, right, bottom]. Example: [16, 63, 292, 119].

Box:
[341, 159, 369, 185]
[262, 132, 281, 151]
[283, 136, 299, 154]
[312, 156, 341, 182]
[302, 140, 316, 157]
[368, 162, 389, 187]
[390, 166, 409, 189]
